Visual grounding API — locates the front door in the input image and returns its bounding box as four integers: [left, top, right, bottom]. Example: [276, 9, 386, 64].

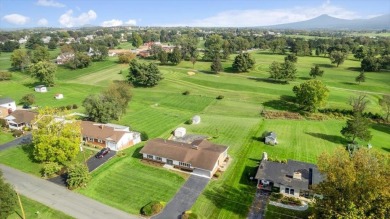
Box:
[167, 159, 173, 165]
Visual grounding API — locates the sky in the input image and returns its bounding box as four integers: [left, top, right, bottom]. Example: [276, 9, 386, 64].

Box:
[0, 0, 389, 28]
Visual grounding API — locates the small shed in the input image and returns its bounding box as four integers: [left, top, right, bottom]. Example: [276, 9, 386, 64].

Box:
[54, 94, 64, 99]
[35, 85, 47, 93]
[265, 132, 277, 145]
[174, 127, 186, 137]
[192, 115, 201, 124]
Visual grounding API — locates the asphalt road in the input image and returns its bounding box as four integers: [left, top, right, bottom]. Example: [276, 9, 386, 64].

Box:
[153, 175, 210, 219]
[0, 164, 141, 219]
[0, 133, 32, 151]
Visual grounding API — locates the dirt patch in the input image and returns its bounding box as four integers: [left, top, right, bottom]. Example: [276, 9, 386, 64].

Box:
[187, 71, 196, 76]
[262, 110, 303, 120]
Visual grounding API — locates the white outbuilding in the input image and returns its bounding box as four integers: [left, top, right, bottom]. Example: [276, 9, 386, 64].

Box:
[34, 85, 47, 93]
[54, 94, 64, 99]
[192, 115, 201, 124]
[174, 127, 186, 137]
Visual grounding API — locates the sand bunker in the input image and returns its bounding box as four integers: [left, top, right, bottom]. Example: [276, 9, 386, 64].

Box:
[187, 71, 196, 76]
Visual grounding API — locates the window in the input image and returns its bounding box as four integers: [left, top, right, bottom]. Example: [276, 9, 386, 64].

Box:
[179, 162, 191, 168]
[290, 189, 294, 195]
[88, 137, 94, 141]
[97, 139, 103, 143]
[155, 157, 162, 161]
[147, 155, 153, 159]
[285, 188, 289, 194]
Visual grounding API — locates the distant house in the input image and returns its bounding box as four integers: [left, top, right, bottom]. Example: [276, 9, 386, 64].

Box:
[265, 132, 277, 145]
[192, 115, 201, 124]
[5, 110, 37, 130]
[0, 98, 16, 113]
[34, 85, 47, 93]
[174, 127, 186, 137]
[0, 107, 9, 118]
[255, 157, 323, 198]
[140, 138, 229, 178]
[42, 36, 51, 44]
[81, 121, 141, 151]
[54, 94, 64, 99]
[56, 53, 74, 65]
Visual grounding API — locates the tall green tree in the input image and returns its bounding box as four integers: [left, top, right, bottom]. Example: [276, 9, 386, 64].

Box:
[234, 36, 250, 53]
[1, 40, 20, 52]
[128, 59, 163, 87]
[32, 46, 50, 63]
[20, 93, 36, 107]
[232, 53, 255, 72]
[341, 113, 372, 143]
[83, 94, 120, 123]
[293, 80, 329, 112]
[313, 148, 390, 219]
[355, 71, 365, 84]
[32, 107, 81, 164]
[25, 34, 44, 49]
[89, 45, 108, 61]
[66, 52, 91, 69]
[309, 65, 324, 78]
[10, 49, 30, 71]
[29, 61, 57, 86]
[269, 60, 297, 82]
[353, 46, 366, 60]
[103, 82, 132, 115]
[284, 54, 298, 63]
[204, 34, 223, 61]
[329, 50, 347, 67]
[131, 33, 143, 48]
[361, 56, 381, 72]
[349, 94, 369, 114]
[0, 170, 17, 219]
[168, 47, 182, 65]
[210, 56, 223, 73]
[158, 50, 168, 65]
[379, 95, 390, 122]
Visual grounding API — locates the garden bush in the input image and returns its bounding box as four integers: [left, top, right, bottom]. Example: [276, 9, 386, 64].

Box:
[216, 95, 224, 100]
[0, 118, 8, 128]
[280, 196, 302, 206]
[185, 119, 193, 125]
[140, 131, 149, 141]
[182, 211, 199, 219]
[213, 172, 221, 178]
[141, 201, 165, 216]
[72, 104, 78, 109]
[182, 90, 190, 95]
[12, 129, 23, 137]
[41, 162, 61, 177]
[66, 105, 72, 110]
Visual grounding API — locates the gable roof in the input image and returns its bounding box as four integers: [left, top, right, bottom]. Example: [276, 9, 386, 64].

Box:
[255, 159, 322, 190]
[140, 138, 228, 171]
[81, 121, 129, 142]
[0, 98, 14, 105]
[6, 110, 37, 124]
[266, 132, 276, 139]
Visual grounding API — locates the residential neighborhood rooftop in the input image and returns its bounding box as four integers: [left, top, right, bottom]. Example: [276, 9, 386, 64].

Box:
[0, 97, 14, 105]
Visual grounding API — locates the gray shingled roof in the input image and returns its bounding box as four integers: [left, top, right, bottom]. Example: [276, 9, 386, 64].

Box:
[0, 98, 14, 105]
[255, 159, 322, 190]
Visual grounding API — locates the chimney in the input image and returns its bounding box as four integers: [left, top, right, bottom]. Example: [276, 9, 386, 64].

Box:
[293, 172, 302, 180]
[100, 124, 104, 129]
[192, 145, 198, 150]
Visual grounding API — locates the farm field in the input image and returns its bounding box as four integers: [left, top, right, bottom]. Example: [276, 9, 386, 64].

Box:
[7, 195, 73, 219]
[0, 44, 389, 218]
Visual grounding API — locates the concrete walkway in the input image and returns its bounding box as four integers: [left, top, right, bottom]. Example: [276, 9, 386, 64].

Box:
[0, 164, 141, 219]
[269, 200, 309, 211]
[153, 175, 209, 219]
[0, 133, 31, 151]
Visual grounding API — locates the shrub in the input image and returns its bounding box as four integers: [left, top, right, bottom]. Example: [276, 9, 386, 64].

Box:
[141, 201, 165, 216]
[185, 119, 193, 125]
[182, 90, 190, 95]
[66, 105, 72, 110]
[66, 163, 91, 190]
[280, 196, 302, 206]
[12, 129, 23, 137]
[41, 162, 61, 177]
[0, 119, 8, 128]
[182, 211, 199, 219]
[0, 71, 12, 80]
[214, 172, 221, 178]
[271, 193, 283, 200]
[72, 104, 78, 109]
[216, 95, 224, 100]
[140, 131, 149, 141]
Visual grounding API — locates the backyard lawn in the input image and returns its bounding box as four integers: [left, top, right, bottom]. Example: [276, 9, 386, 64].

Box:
[0, 130, 14, 144]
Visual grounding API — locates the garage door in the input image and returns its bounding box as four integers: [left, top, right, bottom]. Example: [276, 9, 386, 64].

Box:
[192, 168, 211, 178]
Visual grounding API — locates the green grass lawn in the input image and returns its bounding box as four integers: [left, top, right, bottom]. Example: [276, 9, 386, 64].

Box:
[78, 144, 186, 215]
[8, 195, 73, 219]
[265, 204, 313, 219]
[0, 130, 14, 144]
[1, 48, 389, 219]
[0, 144, 95, 177]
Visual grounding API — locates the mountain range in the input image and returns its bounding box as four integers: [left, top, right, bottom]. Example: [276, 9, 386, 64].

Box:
[264, 14, 390, 30]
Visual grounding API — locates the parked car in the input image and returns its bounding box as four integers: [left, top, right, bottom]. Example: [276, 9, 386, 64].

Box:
[95, 148, 110, 158]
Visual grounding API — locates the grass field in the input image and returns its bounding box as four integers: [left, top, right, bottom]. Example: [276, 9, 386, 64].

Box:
[0, 130, 14, 144]
[0, 44, 389, 218]
[8, 195, 73, 219]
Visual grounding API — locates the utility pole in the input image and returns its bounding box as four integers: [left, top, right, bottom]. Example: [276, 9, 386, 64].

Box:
[16, 191, 26, 219]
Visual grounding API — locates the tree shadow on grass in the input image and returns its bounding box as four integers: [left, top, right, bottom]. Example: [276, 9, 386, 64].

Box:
[248, 77, 289, 85]
[203, 185, 254, 217]
[23, 81, 43, 89]
[21, 144, 40, 163]
[371, 123, 390, 135]
[341, 82, 357, 86]
[239, 165, 259, 186]
[305, 132, 348, 145]
[262, 95, 299, 112]
[315, 63, 335, 68]
[298, 76, 312, 80]
[347, 67, 362, 72]
[381, 147, 390, 153]
[131, 146, 143, 159]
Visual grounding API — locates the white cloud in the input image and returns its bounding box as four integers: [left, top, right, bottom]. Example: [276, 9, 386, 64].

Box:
[37, 18, 48, 26]
[125, 19, 137, 26]
[165, 0, 362, 27]
[36, 0, 65, 8]
[101, 19, 123, 27]
[101, 19, 137, 27]
[59, 10, 97, 27]
[2, 14, 30, 25]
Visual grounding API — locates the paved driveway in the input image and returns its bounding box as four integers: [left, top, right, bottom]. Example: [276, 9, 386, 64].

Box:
[87, 150, 116, 172]
[247, 190, 270, 219]
[153, 175, 210, 219]
[0, 133, 32, 151]
[0, 164, 141, 219]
